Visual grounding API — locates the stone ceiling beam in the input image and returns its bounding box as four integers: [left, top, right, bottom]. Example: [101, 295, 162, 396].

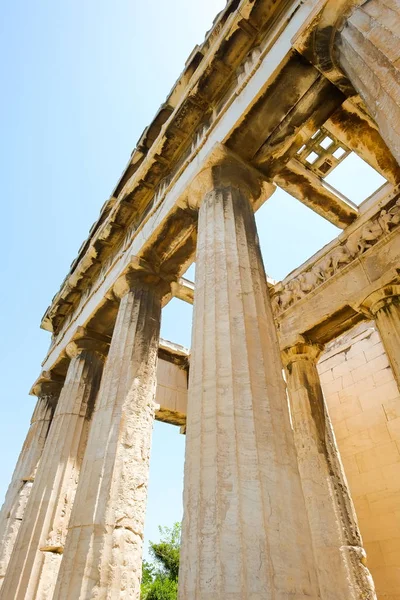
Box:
[171, 277, 195, 304]
[274, 157, 358, 228]
[251, 75, 345, 174]
[324, 100, 400, 185]
[40, 1, 342, 340]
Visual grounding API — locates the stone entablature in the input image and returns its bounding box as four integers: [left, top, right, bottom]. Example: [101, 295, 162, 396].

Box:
[272, 189, 400, 315]
[40, 0, 400, 373]
[41, 0, 289, 336]
[4, 1, 400, 598]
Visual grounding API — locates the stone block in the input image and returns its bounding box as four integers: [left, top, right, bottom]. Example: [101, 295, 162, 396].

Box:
[330, 397, 363, 424]
[373, 366, 395, 386]
[364, 541, 385, 568]
[355, 441, 400, 473]
[348, 467, 386, 497]
[388, 417, 400, 441]
[345, 406, 387, 436]
[383, 396, 400, 421]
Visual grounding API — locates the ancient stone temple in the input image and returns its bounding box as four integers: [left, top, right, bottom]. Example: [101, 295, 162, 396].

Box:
[1, 0, 400, 598]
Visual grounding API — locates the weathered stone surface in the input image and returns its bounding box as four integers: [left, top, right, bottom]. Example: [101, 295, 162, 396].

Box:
[273, 192, 400, 348]
[0, 332, 106, 600]
[0, 375, 61, 590]
[5, 0, 400, 595]
[318, 322, 400, 600]
[178, 159, 320, 599]
[361, 284, 400, 388]
[53, 274, 162, 600]
[337, 0, 400, 165]
[282, 341, 376, 600]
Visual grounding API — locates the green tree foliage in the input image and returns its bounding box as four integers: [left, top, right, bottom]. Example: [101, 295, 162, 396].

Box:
[140, 523, 181, 600]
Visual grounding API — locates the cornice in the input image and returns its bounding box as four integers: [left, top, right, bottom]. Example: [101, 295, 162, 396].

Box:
[41, 0, 288, 334]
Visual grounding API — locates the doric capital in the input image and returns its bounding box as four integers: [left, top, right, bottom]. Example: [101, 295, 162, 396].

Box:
[185, 143, 273, 210]
[292, 0, 367, 93]
[113, 256, 172, 300]
[65, 327, 111, 359]
[359, 284, 400, 317]
[30, 371, 64, 400]
[282, 341, 324, 369]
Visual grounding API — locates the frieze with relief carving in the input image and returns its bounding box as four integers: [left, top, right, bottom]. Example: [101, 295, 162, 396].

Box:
[272, 198, 400, 314]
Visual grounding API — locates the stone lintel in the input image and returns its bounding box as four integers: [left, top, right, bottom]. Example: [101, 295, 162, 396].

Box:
[274, 157, 358, 228]
[273, 191, 400, 347]
[30, 336, 188, 406]
[170, 277, 194, 305]
[158, 338, 189, 368]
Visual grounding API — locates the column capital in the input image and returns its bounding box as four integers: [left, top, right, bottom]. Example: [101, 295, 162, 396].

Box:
[186, 143, 273, 210]
[359, 284, 400, 318]
[282, 340, 324, 368]
[30, 371, 64, 400]
[66, 327, 111, 359]
[113, 256, 172, 300]
[292, 0, 367, 93]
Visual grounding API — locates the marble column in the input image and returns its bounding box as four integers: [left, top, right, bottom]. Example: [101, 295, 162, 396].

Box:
[0, 374, 62, 590]
[53, 268, 164, 600]
[0, 329, 107, 600]
[361, 284, 400, 389]
[336, 0, 400, 164]
[178, 147, 320, 599]
[282, 341, 377, 600]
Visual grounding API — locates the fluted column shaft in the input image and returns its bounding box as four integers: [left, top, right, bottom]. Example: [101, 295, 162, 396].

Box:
[361, 285, 400, 389]
[53, 274, 162, 600]
[0, 379, 61, 589]
[336, 0, 400, 164]
[282, 343, 376, 600]
[179, 154, 319, 599]
[0, 334, 106, 600]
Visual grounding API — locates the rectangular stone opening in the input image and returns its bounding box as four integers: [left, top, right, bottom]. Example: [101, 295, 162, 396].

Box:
[324, 152, 387, 206]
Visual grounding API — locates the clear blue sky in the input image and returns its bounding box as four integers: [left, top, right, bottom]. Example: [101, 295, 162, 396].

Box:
[0, 0, 385, 555]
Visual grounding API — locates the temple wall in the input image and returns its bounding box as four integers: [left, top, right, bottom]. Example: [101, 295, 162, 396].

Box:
[319, 323, 400, 600]
[155, 359, 188, 426]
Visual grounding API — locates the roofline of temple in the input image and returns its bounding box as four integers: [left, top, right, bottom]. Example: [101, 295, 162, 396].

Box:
[41, 0, 373, 335]
[41, 0, 275, 333]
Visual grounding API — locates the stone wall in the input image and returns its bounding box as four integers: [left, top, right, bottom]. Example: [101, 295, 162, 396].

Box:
[155, 359, 188, 426]
[319, 323, 400, 600]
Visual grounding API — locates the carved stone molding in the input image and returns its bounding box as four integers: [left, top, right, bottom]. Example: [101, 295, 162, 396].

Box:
[184, 143, 272, 211]
[30, 371, 64, 403]
[65, 327, 111, 360]
[272, 196, 400, 315]
[113, 256, 174, 300]
[359, 284, 400, 318]
[281, 341, 324, 368]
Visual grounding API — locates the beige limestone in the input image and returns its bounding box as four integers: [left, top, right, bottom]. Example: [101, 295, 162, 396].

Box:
[53, 272, 163, 600]
[4, 0, 400, 596]
[337, 0, 400, 165]
[155, 358, 188, 426]
[361, 285, 400, 389]
[178, 156, 320, 599]
[319, 323, 400, 600]
[0, 375, 62, 590]
[282, 341, 376, 600]
[0, 330, 106, 600]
